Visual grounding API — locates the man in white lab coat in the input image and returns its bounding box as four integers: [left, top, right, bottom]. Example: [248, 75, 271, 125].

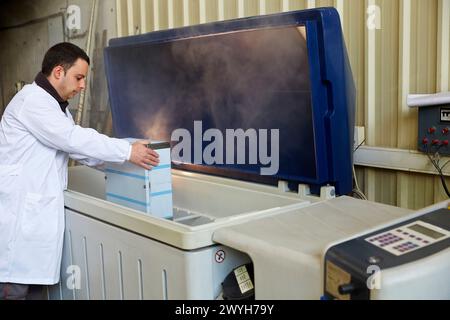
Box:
[0, 42, 160, 299]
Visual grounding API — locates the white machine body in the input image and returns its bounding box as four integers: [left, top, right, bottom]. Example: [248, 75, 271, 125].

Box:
[46, 166, 450, 300]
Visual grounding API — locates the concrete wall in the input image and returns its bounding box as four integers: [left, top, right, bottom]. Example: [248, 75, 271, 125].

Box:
[0, 0, 117, 134]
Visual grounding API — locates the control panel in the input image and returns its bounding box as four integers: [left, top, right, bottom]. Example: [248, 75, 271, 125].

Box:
[324, 208, 450, 300]
[418, 104, 450, 155]
[366, 220, 450, 256]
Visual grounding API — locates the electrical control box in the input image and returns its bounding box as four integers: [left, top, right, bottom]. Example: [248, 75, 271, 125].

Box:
[418, 104, 450, 155]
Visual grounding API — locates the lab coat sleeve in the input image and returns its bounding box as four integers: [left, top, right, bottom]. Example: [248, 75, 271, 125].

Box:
[70, 138, 132, 166]
[18, 94, 130, 163]
[69, 153, 104, 167]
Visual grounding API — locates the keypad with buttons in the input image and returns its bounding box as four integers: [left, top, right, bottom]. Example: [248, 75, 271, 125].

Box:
[365, 221, 450, 256]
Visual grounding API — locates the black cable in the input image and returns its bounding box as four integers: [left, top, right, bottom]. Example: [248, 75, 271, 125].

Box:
[354, 139, 366, 152]
[434, 144, 444, 166]
[434, 161, 450, 198]
[426, 145, 450, 198]
[441, 159, 450, 171]
[352, 139, 367, 200]
[426, 145, 439, 170]
[435, 163, 450, 198]
[438, 172, 450, 197]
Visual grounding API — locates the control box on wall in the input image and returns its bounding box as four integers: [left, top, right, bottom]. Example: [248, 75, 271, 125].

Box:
[418, 104, 450, 156]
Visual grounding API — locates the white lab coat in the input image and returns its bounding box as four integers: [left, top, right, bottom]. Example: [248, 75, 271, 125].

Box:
[0, 83, 131, 285]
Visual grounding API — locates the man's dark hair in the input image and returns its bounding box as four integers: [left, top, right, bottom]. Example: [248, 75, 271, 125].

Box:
[41, 42, 90, 76]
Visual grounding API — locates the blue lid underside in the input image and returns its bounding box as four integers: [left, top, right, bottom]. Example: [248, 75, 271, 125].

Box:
[104, 8, 355, 195]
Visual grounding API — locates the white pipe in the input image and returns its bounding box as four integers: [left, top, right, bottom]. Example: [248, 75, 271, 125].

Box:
[140, 0, 147, 33]
[355, 146, 450, 177]
[116, 0, 123, 37]
[259, 0, 266, 15]
[127, 0, 134, 35]
[153, 0, 159, 31]
[307, 0, 316, 9]
[218, 0, 225, 21]
[199, 0, 206, 23]
[238, 0, 245, 18]
[168, 0, 174, 29]
[334, 0, 345, 30]
[282, 0, 289, 12]
[183, 0, 189, 26]
[75, 0, 98, 126]
[438, 0, 450, 91]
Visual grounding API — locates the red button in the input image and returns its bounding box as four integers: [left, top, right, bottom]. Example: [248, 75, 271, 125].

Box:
[443, 140, 449, 146]
[422, 138, 429, 145]
[428, 127, 436, 134]
[443, 128, 449, 135]
[432, 139, 441, 146]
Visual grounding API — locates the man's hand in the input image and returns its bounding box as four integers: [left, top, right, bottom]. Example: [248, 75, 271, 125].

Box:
[129, 140, 160, 170]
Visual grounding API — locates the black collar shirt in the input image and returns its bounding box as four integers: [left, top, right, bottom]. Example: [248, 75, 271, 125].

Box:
[34, 72, 69, 114]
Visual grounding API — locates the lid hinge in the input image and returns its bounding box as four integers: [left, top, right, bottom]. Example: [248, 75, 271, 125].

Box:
[320, 185, 336, 200]
[278, 181, 336, 200]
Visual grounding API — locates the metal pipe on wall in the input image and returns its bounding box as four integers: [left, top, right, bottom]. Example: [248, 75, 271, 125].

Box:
[74, 0, 98, 126]
[0, 12, 63, 31]
[69, 0, 98, 167]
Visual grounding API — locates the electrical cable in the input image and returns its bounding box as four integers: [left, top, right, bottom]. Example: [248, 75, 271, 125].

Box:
[425, 145, 450, 198]
[352, 139, 367, 200]
[440, 159, 450, 171]
[354, 139, 366, 153]
[352, 165, 367, 200]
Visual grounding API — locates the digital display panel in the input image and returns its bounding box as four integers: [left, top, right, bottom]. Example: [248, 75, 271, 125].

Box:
[407, 224, 445, 239]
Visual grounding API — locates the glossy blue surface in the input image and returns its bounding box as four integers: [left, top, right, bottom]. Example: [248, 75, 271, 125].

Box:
[104, 8, 355, 195]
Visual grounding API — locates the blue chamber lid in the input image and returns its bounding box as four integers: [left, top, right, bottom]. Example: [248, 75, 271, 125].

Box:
[104, 8, 356, 195]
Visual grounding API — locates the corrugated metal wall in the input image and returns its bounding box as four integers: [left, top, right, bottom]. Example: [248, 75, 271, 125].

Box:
[114, 0, 450, 209]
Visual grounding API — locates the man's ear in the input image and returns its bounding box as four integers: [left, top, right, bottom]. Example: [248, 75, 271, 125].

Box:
[52, 66, 65, 80]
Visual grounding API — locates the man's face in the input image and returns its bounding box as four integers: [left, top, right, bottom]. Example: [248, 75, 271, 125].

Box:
[54, 58, 88, 100]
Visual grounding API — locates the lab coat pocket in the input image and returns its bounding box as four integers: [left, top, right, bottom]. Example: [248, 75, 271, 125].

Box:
[0, 165, 22, 231]
[0, 164, 22, 201]
[21, 192, 59, 242]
